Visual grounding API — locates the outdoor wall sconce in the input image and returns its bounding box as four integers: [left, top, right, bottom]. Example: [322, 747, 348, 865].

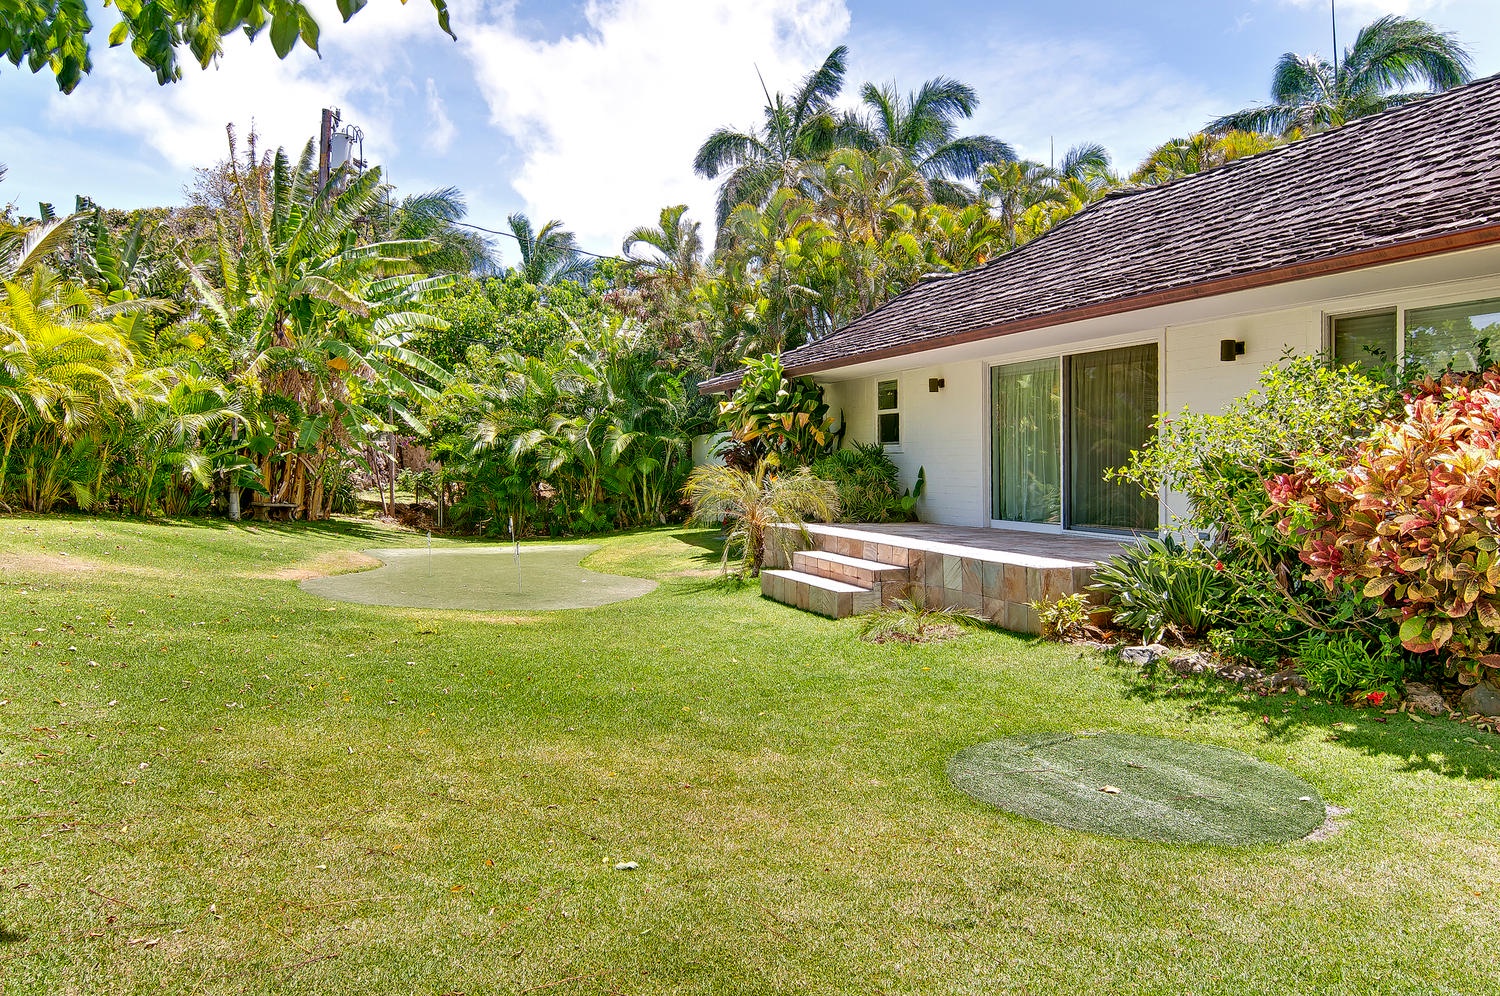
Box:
[928, 377, 945, 392]
[1219, 339, 1246, 361]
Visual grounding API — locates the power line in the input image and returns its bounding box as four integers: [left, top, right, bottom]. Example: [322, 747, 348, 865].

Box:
[449, 219, 629, 263]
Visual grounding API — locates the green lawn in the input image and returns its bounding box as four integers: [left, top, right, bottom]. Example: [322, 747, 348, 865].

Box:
[1, 515, 1497, 995]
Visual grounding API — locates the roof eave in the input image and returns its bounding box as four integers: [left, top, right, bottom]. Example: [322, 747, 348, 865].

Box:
[699, 220, 1500, 394]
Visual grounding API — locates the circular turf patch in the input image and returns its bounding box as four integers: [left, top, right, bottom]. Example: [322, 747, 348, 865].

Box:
[948, 732, 1324, 845]
[300, 545, 656, 611]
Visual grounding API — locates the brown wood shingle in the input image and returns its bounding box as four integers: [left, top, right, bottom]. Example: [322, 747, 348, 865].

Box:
[701, 74, 1500, 392]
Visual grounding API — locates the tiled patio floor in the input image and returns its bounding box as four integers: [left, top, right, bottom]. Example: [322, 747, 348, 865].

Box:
[803, 522, 1132, 567]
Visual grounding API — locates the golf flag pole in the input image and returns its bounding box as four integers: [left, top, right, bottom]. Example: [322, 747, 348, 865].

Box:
[510, 516, 522, 590]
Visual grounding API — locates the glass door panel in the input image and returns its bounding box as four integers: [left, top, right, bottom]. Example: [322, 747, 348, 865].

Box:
[991, 358, 1061, 524]
[1066, 344, 1158, 532]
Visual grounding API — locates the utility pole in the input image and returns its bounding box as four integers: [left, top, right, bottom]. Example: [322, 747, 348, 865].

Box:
[317, 107, 338, 190]
[1331, 0, 1339, 76]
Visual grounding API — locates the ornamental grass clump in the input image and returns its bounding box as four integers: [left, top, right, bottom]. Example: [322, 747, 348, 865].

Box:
[1269, 367, 1500, 684]
[683, 461, 840, 577]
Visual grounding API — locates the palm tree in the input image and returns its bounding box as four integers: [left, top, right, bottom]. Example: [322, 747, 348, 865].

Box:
[504, 213, 593, 286]
[693, 46, 857, 226]
[1130, 131, 1282, 185]
[0, 270, 133, 509]
[718, 187, 836, 351]
[805, 147, 931, 319]
[683, 461, 841, 577]
[1212, 15, 1472, 135]
[622, 205, 705, 280]
[921, 202, 1011, 272]
[375, 186, 495, 276]
[979, 143, 1116, 245]
[181, 136, 453, 520]
[855, 77, 1014, 205]
[1054, 143, 1117, 196]
[1, 212, 82, 282]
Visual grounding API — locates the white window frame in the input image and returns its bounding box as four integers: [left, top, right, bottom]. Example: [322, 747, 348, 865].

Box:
[1325, 306, 1402, 368]
[876, 378, 901, 451]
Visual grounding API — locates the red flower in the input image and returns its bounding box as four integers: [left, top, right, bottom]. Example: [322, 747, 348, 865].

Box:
[1366, 691, 1387, 706]
[1214, 561, 1224, 571]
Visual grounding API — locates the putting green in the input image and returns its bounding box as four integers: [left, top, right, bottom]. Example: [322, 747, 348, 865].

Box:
[299, 545, 656, 611]
[948, 732, 1324, 845]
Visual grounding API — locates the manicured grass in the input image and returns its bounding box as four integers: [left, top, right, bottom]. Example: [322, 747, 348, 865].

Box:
[0, 514, 1497, 995]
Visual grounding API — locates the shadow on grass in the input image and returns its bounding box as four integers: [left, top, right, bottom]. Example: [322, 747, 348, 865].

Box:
[669, 573, 757, 597]
[671, 530, 723, 552]
[24, 510, 406, 542]
[0, 926, 26, 944]
[1114, 659, 1500, 781]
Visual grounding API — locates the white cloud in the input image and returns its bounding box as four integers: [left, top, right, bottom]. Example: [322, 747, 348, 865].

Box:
[424, 78, 456, 155]
[44, 0, 447, 175]
[458, 0, 851, 253]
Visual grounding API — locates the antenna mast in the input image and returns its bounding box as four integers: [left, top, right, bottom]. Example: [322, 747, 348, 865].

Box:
[1331, 0, 1339, 76]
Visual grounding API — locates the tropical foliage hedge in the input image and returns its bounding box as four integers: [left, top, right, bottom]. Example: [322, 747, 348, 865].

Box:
[1271, 369, 1500, 683]
[1093, 355, 1500, 700]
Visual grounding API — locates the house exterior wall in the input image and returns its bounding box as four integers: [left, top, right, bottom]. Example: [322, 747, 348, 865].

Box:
[825, 361, 988, 526]
[811, 250, 1500, 532]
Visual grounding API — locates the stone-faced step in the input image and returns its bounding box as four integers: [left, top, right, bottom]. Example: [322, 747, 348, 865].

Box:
[791, 550, 909, 587]
[760, 568, 872, 619]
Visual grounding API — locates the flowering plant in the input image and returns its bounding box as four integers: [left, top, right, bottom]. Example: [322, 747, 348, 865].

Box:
[1270, 368, 1500, 681]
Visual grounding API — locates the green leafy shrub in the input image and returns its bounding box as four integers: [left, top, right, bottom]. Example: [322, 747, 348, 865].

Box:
[1295, 633, 1408, 701]
[716, 354, 838, 469]
[1270, 366, 1500, 682]
[1114, 354, 1397, 543]
[1031, 592, 1094, 641]
[1090, 537, 1236, 644]
[1112, 355, 1399, 654]
[809, 443, 924, 522]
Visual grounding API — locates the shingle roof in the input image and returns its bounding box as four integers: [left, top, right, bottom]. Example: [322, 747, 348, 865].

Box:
[701, 73, 1500, 392]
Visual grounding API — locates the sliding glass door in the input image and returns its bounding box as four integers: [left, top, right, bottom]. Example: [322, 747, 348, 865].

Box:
[991, 359, 1062, 524]
[1067, 344, 1158, 532]
[991, 343, 1158, 533]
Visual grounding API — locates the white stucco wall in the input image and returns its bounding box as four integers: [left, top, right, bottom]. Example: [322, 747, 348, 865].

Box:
[825, 362, 988, 526]
[691, 432, 726, 468]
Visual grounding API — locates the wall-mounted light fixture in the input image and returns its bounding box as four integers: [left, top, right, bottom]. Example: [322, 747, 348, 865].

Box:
[1219, 339, 1246, 362]
[928, 377, 945, 392]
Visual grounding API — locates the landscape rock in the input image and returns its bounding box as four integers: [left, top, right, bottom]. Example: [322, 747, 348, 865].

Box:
[1459, 677, 1500, 718]
[1403, 681, 1448, 717]
[1119, 644, 1170, 666]
[1254, 669, 1307, 694]
[1169, 652, 1215, 676]
[1215, 662, 1265, 685]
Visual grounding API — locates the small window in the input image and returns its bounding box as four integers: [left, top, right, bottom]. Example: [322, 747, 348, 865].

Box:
[1405, 297, 1500, 373]
[876, 379, 900, 446]
[1331, 310, 1397, 372]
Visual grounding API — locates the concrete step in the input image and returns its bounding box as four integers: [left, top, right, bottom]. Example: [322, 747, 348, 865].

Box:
[791, 550, 909, 587]
[760, 569, 879, 619]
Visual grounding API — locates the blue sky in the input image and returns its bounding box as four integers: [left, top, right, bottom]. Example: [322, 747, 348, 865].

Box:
[2, 0, 1497, 258]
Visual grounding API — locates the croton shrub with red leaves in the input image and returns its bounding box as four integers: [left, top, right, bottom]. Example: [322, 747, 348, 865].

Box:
[1270, 369, 1500, 680]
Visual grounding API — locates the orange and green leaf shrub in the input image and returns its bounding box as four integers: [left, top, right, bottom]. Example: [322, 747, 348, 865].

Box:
[1271, 369, 1500, 679]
